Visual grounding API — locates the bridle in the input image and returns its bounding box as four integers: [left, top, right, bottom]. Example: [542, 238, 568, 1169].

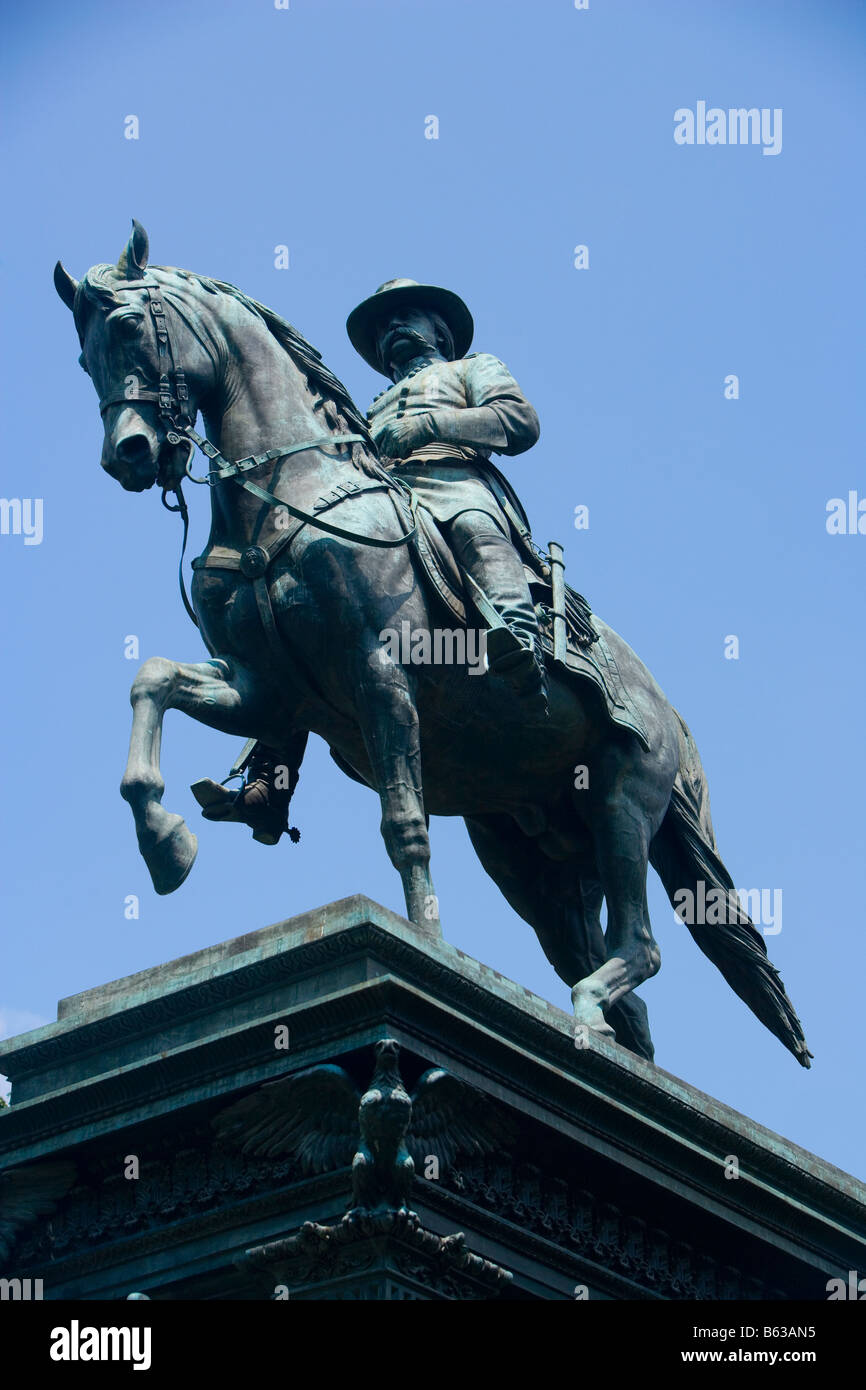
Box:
[97, 279, 417, 627]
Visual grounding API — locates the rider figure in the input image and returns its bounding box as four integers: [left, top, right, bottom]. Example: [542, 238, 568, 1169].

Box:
[196, 279, 545, 843]
[350, 278, 545, 704]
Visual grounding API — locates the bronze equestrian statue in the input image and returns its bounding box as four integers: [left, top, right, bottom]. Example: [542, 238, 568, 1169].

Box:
[53, 222, 811, 1068]
[199, 276, 548, 839]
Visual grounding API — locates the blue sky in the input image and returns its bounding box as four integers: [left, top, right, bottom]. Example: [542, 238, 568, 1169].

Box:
[1, 0, 864, 1179]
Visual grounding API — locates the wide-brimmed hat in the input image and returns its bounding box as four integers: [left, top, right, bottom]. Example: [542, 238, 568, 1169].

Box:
[346, 278, 474, 371]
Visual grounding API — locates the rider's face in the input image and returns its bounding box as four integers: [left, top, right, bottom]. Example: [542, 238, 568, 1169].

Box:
[376, 307, 441, 379]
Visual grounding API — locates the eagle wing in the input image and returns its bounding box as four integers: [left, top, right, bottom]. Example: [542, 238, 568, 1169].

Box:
[409, 1069, 517, 1170]
[0, 1160, 76, 1264]
[211, 1064, 359, 1173]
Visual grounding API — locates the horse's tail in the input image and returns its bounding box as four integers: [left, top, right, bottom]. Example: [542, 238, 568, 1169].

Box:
[649, 711, 812, 1067]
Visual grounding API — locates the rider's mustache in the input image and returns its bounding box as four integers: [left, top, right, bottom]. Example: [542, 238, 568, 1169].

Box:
[378, 324, 437, 368]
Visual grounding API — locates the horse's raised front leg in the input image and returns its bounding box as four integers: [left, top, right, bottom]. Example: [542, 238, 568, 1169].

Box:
[355, 650, 438, 932]
[120, 656, 265, 894]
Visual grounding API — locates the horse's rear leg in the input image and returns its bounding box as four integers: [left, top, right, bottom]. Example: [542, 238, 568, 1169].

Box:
[121, 656, 266, 894]
[466, 812, 655, 1060]
[571, 785, 662, 1041]
[465, 811, 603, 981]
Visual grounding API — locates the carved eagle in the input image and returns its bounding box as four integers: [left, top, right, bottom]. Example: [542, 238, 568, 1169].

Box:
[213, 1039, 515, 1213]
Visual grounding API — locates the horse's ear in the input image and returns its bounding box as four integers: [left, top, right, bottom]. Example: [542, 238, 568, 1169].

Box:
[117, 219, 149, 278]
[54, 260, 78, 310]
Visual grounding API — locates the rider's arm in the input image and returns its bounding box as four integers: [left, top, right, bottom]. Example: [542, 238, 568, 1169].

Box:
[433, 353, 540, 456]
[429, 403, 509, 451]
[370, 355, 540, 460]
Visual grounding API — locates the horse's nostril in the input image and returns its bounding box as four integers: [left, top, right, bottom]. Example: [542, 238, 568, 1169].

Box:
[116, 433, 154, 465]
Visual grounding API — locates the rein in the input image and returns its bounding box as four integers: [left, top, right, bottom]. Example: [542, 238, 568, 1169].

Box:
[100, 280, 417, 629]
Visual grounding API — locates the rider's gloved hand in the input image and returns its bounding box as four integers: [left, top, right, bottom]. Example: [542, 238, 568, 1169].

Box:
[371, 412, 437, 459]
[372, 405, 510, 459]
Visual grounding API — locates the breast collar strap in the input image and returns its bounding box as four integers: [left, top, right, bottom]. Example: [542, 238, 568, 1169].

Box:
[175, 419, 417, 549]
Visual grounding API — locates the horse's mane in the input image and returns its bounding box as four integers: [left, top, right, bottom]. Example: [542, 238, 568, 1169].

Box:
[204, 275, 374, 447]
[75, 262, 377, 467]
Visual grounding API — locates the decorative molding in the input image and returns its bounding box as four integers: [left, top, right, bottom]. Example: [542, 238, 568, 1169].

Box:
[443, 1156, 783, 1300]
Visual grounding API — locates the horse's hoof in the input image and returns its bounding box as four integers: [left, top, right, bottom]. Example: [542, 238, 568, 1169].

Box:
[573, 1019, 616, 1049]
[142, 815, 198, 895]
[571, 993, 617, 1044]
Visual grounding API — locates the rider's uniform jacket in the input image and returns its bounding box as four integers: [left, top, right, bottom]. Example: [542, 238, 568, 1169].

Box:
[367, 352, 539, 525]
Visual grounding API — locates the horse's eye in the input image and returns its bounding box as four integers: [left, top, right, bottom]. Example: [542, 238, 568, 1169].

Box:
[78, 352, 90, 376]
[116, 314, 143, 339]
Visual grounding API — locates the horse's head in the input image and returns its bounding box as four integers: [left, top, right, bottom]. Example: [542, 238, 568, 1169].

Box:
[54, 221, 218, 493]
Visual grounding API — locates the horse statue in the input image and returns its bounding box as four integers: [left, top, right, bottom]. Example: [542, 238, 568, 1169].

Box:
[53, 222, 810, 1067]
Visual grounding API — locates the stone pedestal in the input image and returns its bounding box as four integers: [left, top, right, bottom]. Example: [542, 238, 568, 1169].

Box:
[0, 896, 863, 1300]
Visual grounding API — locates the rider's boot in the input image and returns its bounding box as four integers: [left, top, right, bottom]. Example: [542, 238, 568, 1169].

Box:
[190, 743, 298, 846]
[489, 628, 547, 717]
[486, 627, 549, 718]
[450, 511, 549, 719]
